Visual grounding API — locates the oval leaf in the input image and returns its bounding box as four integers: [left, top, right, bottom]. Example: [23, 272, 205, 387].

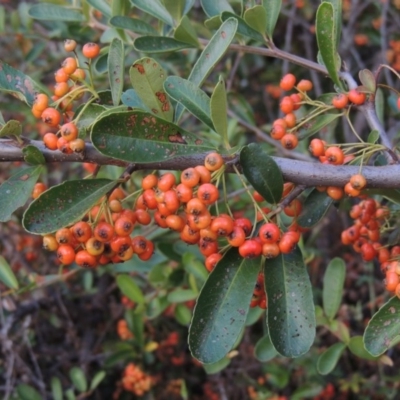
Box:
[210, 77, 228, 146]
[175, 303, 192, 325]
[110, 15, 158, 35]
[367, 129, 379, 144]
[189, 248, 260, 364]
[240, 143, 283, 204]
[134, 36, 194, 54]
[221, 12, 264, 42]
[86, 0, 111, 18]
[359, 69, 376, 93]
[129, 57, 173, 121]
[322, 257, 345, 320]
[51, 377, 63, 400]
[322, 0, 342, 50]
[91, 110, 214, 163]
[131, 0, 174, 26]
[174, 15, 199, 47]
[364, 296, 400, 356]
[69, 367, 87, 393]
[175, 18, 238, 122]
[298, 113, 339, 140]
[164, 76, 213, 129]
[317, 342, 346, 375]
[116, 274, 145, 304]
[0, 119, 22, 138]
[168, 288, 198, 303]
[244, 5, 267, 35]
[254, 332, 278, 362]
[297, 189, 333, 228]
[349, 335, 380, 360]
[316, 3, 342, 88]
[0, 255, 19, 289]
[90, 371, 106, 391]
[108, 38, 124, 106]
[22, 145, 46, 165]
[0, 166, 43, 222]
[265, 246, 316, 357]
[23, 179, 115, 234]
[17, 384, 42, 400]
[200, 0, 233, 17]
[28, 3, 85, 21]
[262, 0, 282, 38]
[202, 357, 231, 374]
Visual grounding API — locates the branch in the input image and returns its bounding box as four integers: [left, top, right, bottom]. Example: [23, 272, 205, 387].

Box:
[2, 139, 400, 189]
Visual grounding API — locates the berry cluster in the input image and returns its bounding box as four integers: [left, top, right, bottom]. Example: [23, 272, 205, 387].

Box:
[31, 40, 101, 155]
[250, 272, 267, 309]
[121, 363, 153, 397]
[117, 319, 134, 340]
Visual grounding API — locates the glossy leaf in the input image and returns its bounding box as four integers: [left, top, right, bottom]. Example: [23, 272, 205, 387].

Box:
[75, 104, 106, 136]
[0, 60, 43, 106]
[167, 288, 197, 303]
[17, 384, 42, 400]
[297, 189, 333, 228]
[174, 15, 199, 47]
[0, 255, 19, 289]
[129, 57, 173, 121]
[108, 38, 124, 106]
[189, 248, 260, 364]
[200, 0, 233, 17]
[130, 0, 174, 26]
[210, 77, 229, 145]
[116, 274, 145, 304]
[265, 246, 316, 357]
[50, 377, 63, 400]
[359, 69, 376, 93]
[164, 0, 185, 21]
[350, 336, 380, 360]
[90, 371, 106, 391]
[364, 296, 400, 356]
[244, 5, 267, 35]
[0, 165, 43, 222]
[240, 143, 283, 204]
[69, 367, 87, 393]
[322, 257, 345, 320]
[0, 119, 21, 137]
[28, 3, 85, 21]
[204, 15, 222, 30]
[22, 145, 46, 165]
[23, 179, 115, 234]
[86, 0, 111, 18]
[175, 18, 238, 121]
[254, 332, 278, 362]
[121, 89, 149, 110]
[202, 357, 231, 374]
[221, 12, 264, 42]
[164, 76, 213, 129]
[317, 342, 346, 375]
[91, 110, 214, 163]
[110, 16, 158, 35]
[134, 36, 193, 53]
[322, 0, 342, 49]
[262, 0, 282, 38]
[316, 2, 342, 88]
[298, 113, 339, 140]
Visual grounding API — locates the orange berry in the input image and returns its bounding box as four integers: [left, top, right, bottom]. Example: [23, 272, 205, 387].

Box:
[194, 165, 212, 183]
[197, 183, 219, 205]
[62, 57, 78, 75]
[325, 146, 344, 165]
[204, 152, 224, 171]
[180, 167, 200, 187]
[332, 93, 349, 109]
[238, 239, 262, 258]
[350, 174, 367, 190]
[279, 73, 296, 91]
[296, 79, 313, 92]
[82, 42, 101, 59]
[42, 235, 59, 251]
[60, 122, 78, 141]
[348, 88, 366, 105]
[75, 250, 98, 268]
[57, 244, 76, 265]
[205, 253, 222, 272]
[327, 186, 344, 200]
[32, 182, 47, 199]
[142, 174, 158, 190]
[69, 138, 85, 153]
[33, 93, 49, 111]
[41, 107, 61, 127]
[53, 82, 70, 97]
[309, 138, 325, 157]
[71, 221, 92, 243]
[344, 182, 361, 197]
[43, 132, 58, 150]
[280, 96, 294, 114]
[64, 39, 77, 52]
[281, 133, 298, 150]
[157, 172, 176, 191]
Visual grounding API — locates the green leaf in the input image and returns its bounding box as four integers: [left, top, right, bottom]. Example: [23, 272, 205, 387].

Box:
[116, 274, 145, 304]
[202, 357, 231, 374]
[175, 18, 238, 121]
[200, 0, 233, 17]
[317, 342, 346, 375]
[174, 15, 199, 47]
[322, 0, 342, 50]
[17, 384, 42, 400]
[86, 0, 111, 18]
[50, 377, 63, 400]
[89, 371, 106, 391]
[65, 388, 76, 400]
[244, 5, 267, 35]
[240, 143, 283, 204]
[110, 15, 158, 35]
[168, 288, 198, 303]
[75, 104, 106, 136]
[245, 306, 264, 326]
[0, 60, 43, 106]
[189, 248, 260, 363]
[210, 77, 229, 145]
[367, 130, 379, 144]
[350, 335, 380, 360]
[175, 303, 192, 325]
[134, 36, 194, 53]
[204, 15, 222, 30]
[164, 76, 213, 129]
[359, 69, 376, 93]
[91, 110, 214, 163]
[375, 88, 384, 124]
[23, 179, 115, 234]
[315, 2, 342, 88]
[163, 0, 185, 21]
[0, 111, 5, 125]
[297, 189, 333, 228]
[254, 332, 279, 362]
[22, 145, 46, 165]
[364, 297, 400, 356]
[297, 113, 339, 140]
[0, 119, 21, 138]
[262, 0, 282, 38]
[0, 166, 43, 222]
[121, 89, 149, 110]
[129, 57, 173, 121]
[69, 367, 88, 393]
[322, 257, 345, 320]
[265, 246, 316, 357]
[221, 12, 264, 42]
[130, 0, 174, 26]
[28, 3, 85, 21]
[0, 256, 19, 289]
[108, 38, 124, 107]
